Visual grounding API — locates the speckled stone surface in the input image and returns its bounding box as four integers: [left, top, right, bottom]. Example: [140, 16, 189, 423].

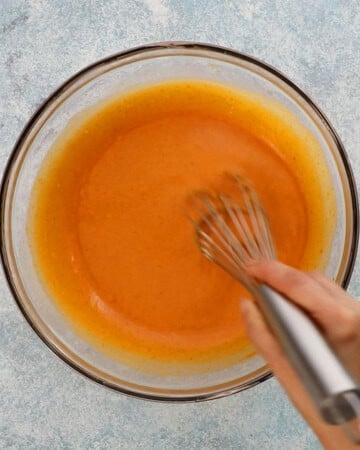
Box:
[0, 1, 359, 448]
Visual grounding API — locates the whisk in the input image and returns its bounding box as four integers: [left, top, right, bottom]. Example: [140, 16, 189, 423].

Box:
[188, 174, 360, 443]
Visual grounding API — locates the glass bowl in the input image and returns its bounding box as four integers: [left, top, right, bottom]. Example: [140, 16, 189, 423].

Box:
[1, 42, 358, 401]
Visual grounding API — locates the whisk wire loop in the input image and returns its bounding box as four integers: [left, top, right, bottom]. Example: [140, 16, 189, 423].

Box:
[188, 175, 276, 287]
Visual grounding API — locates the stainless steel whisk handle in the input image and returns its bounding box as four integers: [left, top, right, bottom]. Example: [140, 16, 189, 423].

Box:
[189, 178, 360, 441]
[255, 284, 360, 437]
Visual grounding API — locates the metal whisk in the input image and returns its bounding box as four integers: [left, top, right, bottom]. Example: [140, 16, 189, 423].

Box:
[188, 175, 274, 291]
[188, 174, 360, 443]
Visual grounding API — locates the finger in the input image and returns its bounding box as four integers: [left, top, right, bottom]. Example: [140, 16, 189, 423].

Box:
[307, 271, 355, 308]
[246, 260, 343, 327]
[240, 299, 308, 388]
[240, 298, 284, 363]
[240, 298, 339, 428]
[306, 273, 360, 347]
[247, 260, 360, 345]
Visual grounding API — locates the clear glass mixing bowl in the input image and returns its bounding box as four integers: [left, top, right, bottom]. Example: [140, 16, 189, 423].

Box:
[1, 42, 358, 401]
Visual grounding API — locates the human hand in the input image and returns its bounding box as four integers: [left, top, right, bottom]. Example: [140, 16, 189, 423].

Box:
[241, 260, 360, 449]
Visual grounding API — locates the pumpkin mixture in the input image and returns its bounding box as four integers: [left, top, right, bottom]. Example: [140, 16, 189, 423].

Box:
[29, 80, 335, 369]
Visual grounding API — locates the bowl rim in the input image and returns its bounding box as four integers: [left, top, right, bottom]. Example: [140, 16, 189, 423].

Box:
[1, 41, 358, 402]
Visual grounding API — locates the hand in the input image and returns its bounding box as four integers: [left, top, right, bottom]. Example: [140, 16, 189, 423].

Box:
[241, 260, 360, 449]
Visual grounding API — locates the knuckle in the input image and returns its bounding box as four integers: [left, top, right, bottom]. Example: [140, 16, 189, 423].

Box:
[284, 271, 309, 291]
[336, 310, 360, 343]
[308, 270, 321, 279]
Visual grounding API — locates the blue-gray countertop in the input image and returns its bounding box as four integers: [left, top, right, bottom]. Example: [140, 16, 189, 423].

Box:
[1, 1, 359, 448]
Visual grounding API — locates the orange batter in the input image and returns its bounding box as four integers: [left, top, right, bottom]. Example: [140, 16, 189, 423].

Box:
[29, 81, 335, 369]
